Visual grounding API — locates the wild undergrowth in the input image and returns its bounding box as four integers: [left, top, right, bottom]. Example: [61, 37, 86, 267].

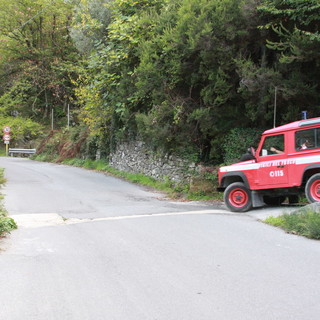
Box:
[265, 207, 320, 240]
[0, 168, 17, 236]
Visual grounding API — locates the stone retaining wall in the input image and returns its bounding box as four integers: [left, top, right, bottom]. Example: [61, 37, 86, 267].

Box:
[109, 141, 196, 183]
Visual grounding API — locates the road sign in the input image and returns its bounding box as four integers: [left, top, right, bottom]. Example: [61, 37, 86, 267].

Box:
[3, 126, 11, 133]
[4, 140, 9, 144]
[3, 134, 11, 141]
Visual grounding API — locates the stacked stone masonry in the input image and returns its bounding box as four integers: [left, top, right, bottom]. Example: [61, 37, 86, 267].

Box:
[109, 141, 196, 183]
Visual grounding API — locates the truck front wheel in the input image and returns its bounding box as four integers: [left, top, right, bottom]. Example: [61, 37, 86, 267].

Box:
[306, 173, 320, 203]
[224, 182, 252, 212]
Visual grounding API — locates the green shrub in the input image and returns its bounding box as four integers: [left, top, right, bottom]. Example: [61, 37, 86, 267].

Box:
[95, 160, 109, 171]
[83, 159, 95, 169]
[305, 211, 320, 239]
[265, 208, 320, 240]
[0, 217, 17, 235]
[0, 116, 43, 144]
[35, 126, 92, 162]
[0, 168, 6, 185]
[0, 169, 17, 236]
[64, 158, 86, 167]
[222, 128, 262, 164]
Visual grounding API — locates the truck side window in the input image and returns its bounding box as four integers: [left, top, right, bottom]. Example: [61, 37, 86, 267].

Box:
[316, 129, 320, 148]
[295, 129, 316, 151]
[260, 134, 284, 156]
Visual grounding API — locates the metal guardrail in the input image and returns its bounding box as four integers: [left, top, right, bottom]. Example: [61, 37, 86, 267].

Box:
[8, 148, 37, 156]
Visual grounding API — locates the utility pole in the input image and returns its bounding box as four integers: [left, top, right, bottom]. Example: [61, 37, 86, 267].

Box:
[273, 86, 277, 128]
[67, 104, 70, 129]
[51, 107, 54, 130]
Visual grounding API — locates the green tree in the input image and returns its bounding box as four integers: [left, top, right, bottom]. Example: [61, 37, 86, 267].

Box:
[255, 0, 320, 121]
[73, 0, 284, 163]
[134, 0, 257, 160]
[258, 0, 320, 64]
[72, 0, 164, 143]
[0, 0, 79, 125]
[70, 0, 113, 54]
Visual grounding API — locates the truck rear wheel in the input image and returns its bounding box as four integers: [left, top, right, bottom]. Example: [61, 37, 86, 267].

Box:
[224, 182, 252, 212]
[305, 173, 320, 203]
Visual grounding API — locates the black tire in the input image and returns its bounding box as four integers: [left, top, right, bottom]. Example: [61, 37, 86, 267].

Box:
[224, 182, 252, 212]
[305, 173, 320, 203]
[263, 195, 286, 206]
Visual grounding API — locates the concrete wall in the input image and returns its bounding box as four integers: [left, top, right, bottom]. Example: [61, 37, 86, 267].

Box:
[109, 141, 196, 183]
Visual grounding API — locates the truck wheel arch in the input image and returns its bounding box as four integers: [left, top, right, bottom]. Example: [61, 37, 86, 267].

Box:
[305, 173, 320, 203]
[221, 172, 250, 190]
[302, 164, 320, 186]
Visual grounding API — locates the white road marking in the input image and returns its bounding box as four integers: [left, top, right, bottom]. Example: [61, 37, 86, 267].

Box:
[10, 209, 229, 228]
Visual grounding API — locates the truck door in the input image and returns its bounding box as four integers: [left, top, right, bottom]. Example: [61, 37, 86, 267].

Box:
[256, 134, 289, 186]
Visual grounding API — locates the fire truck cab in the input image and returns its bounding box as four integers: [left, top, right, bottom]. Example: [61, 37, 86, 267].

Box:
[218, 117, 320, 212]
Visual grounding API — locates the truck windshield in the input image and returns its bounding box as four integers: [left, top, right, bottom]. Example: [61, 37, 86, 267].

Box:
[260, 134, 284, 156]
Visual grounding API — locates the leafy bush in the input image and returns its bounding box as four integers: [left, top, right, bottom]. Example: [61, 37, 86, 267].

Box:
[0, 169, 17, 236]
[61, 158, 85, 167]
[0, 216, 17, 236]
[0, 168, 6, 185]
[35, 126, 95, 161]
[0, 117, 43, 146]
[222, 128, 262, 164]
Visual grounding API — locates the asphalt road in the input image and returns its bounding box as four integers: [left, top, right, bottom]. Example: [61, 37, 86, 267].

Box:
[0, 157, 320, 320]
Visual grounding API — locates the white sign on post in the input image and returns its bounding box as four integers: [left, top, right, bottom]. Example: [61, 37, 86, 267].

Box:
[3, 126, 10, 133]
[3, 134, 10, 141]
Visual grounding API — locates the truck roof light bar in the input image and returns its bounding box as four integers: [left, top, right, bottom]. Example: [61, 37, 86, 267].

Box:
[299, 118, 320, 127]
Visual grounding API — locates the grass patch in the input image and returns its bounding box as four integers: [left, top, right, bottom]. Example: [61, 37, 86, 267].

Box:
[0, 168, 6, 185]
[0, 168, 17, 236]
[187, 173, 222, 202]
[264, 207, 320, 240]
[0, 148, 6, 157]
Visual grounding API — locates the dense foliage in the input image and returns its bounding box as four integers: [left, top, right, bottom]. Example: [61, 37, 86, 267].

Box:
[0, 168, 17, 235]
[0, 0, 78, 144]
[0, 0, 319, 163]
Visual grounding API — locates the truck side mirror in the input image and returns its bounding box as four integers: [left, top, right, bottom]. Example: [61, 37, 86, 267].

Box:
[250, 147, 256, 158]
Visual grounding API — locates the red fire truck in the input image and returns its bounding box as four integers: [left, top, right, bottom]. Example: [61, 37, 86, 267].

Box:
[218, 117, 320, 212]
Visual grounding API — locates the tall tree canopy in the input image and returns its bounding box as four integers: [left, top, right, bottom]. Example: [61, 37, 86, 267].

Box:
[0, 0, 78, 125]
[0, 0, 319, 162]
[256, 0, 320, 122]
[258, 0, 320, 63]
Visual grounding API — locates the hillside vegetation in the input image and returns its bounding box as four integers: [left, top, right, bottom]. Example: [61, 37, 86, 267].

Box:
[0, 0, 319, 164]
[0, 169, 17, 236]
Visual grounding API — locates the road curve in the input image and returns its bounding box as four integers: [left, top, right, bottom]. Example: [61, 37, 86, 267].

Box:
[0, 157, 320, 320]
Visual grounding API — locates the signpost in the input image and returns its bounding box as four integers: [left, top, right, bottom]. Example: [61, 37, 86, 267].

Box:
[3, 126, 10, 133]
[3, 126, 11, 156]
[3, 134, 10, 141]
